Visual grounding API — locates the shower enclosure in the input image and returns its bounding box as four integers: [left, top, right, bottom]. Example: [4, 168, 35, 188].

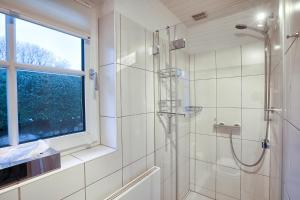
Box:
[153, 24, 191, 200]
[153, 20, 271, 200]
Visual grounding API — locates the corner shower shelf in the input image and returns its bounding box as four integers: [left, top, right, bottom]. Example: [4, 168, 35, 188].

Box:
[158, 68, 183, 78]
[157, 111, 186, 117]
[185, 106, 203, 114]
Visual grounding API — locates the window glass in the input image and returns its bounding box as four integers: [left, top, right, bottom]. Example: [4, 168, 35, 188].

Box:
[17, 71, 85, 143]
[0, 13, 6, 61]
[0, 69, 8, 147]
[16, 19, 82, 70]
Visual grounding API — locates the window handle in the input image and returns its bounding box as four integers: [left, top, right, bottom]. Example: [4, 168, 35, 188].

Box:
[89, 69, 99, 91]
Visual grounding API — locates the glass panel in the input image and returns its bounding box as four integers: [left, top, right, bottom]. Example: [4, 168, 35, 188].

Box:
[16, 19, 82, 70]
[0, 13, 6, 61]
[17, 71, 85, 143]
[0, 69, 8, 147]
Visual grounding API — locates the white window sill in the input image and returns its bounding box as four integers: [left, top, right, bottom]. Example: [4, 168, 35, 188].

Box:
[0, 145, 116, 195]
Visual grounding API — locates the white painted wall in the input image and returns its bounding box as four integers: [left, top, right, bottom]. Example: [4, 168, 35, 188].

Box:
[115, 0, 181, 31]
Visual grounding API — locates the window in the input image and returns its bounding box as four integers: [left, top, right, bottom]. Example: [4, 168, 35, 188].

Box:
[0, 13, 89, 148]
[0, 13, 6, 61]
[17, 72, 85, 143]
[0, 69, 8, 147]
[16, 19, 82, 70]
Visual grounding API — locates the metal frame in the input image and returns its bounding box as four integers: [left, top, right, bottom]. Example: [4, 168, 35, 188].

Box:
[154, 25, 187, 200]
[1, 13, 96, 149]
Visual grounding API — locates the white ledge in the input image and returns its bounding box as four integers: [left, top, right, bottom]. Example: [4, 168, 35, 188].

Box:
[0, 145, 116, 195]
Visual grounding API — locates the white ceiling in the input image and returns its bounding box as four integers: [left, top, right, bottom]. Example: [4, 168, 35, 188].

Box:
[160, 0, 271, 54]
[160, 0, 270, 27]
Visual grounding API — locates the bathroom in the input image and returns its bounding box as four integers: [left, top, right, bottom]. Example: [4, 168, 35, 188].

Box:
[0, 0, 298, 200]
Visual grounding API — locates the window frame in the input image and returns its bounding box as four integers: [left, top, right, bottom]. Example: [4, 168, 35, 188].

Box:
[0, 13, 99, 152]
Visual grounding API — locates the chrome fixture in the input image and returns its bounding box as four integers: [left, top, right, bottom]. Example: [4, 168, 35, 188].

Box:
[286, 32, 299, 39]
[185, 106, 203, 114]
[153, 25, 187, 200]
[89, 68, 99, 91]
[232, 20, 272, 167]
[170, 38, 186, 51]
[214, 122, 241, 131]
[235, 24, 267, 35]
[0, 148, 61, 188]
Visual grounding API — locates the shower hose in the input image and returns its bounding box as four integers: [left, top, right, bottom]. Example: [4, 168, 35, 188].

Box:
[229, 117, 269, 167]
[230, 31, 272, 167]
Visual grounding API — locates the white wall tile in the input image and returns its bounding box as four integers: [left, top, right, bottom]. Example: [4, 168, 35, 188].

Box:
[190, 80, 196, 107]
[100, 117, 118, 148]
[99, 12, 116, 66]
[217, 108, 241, 138]
[190, 158, 196, 191]
[217, 77, 241, 108]
[195, 134, 216, 163]
[122, 114, 147, 166]
[155, 144, 176, 183]
[20, 164, 84, 200]
[195, 79, 216, 107]
[282, 121, 300, 200]
[99, 64, 120, 117]
[145, 30, 154, 71]
[242, 75, 264, 108]
[216, 193, 238, 200]
[285, 39, 300, 129]
[121, 65, 146, 115]
[189, 55, 195, 80]
[86, 170, 122, 200]
[0, 189, 18, 200]
[190, 133, 196, 159]
[154, 115, 167, 150]
[147, 113, 155, 154]
[147, 153, 155, 169]
[217, 137, 241, 169]
[194, 51, 216, 80]
[63, 190, 85, 200]
[123, 157, 147, 185]
[216, 46, 241, 78]
[146, 71, 154, 113]
[195, 107, 216, 135]
[120, 16, 145, 69]
[85, 150, 122, 185]
[242, 109, 266, 141]
[241, 172, 269, 200]
[241, 42, 264, 76]
[163, 174, 177, 200]
[195, 160, 216, 199]
[216, 165, 240, 199]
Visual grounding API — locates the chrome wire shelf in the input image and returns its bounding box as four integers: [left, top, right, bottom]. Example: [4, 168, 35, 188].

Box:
[158, 68, 183, 78]
[157, 111, 186, 117]
[185, 106, 203, 114]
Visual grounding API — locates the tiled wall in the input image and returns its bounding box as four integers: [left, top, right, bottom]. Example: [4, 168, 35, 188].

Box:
[0, 11, 156, 200]
[189, 42, 270, 200]
[282, 0, 300, 199]
[99, 10, 156, 197]
[268, 0, 284, 200]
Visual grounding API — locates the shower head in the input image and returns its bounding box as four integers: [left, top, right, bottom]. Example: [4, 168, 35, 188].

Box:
[235, 24, 248, 29]
[235, 23, 267, 36]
